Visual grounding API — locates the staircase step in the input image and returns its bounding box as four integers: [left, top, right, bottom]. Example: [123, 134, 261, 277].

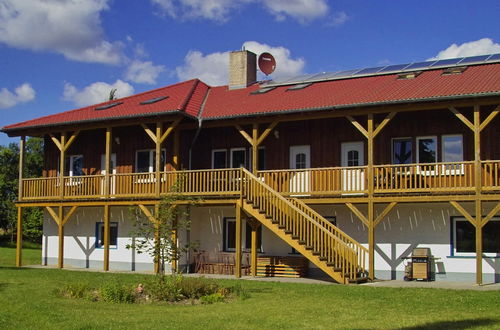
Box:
[312, 251, 320, 256]
[284, 230, 293, 235]
[278, 225, 286, 229]
[291, 235, 300, 240]
[348, 277, 369, 284]
[319, 257, 327, 261]
[305, 246, 313, 250]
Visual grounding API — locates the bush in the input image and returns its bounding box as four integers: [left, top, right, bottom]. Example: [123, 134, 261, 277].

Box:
[177, 276, 219, 299]
[200, 292, 225, 304]
[57, 283, 92, 299]
[99, 282, 135, 304]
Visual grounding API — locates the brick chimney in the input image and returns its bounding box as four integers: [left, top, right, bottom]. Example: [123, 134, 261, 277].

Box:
[229, 50, 257, 89]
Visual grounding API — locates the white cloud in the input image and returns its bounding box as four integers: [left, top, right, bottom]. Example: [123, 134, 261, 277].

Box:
[261, 0, 328, 23]
[125, 60, 166, 84]
[0, 0, 123, 64]
[151, 0, 330, 23]
[327, 11, 349, 27]
[0, 83, 35, 109]
[176, 41, 305, 85]
[176, 50, 229, 86]
[63, 80, 134, 107]
[429, 38, 500, 60]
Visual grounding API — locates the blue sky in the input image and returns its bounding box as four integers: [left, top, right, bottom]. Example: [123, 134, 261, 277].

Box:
[0, 0, 499, 145]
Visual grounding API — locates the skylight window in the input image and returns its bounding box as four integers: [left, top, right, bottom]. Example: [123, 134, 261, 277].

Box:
[95, 102, 123, 111]
[140, 96, 169, 105]
[397, 71, 422, 80]
[250, 87, 276, 95]
[442, 66, 467, 75]
[287, 83, 312, 91]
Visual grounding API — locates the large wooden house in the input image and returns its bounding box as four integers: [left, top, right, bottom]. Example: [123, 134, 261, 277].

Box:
[3, 51, 500, 284]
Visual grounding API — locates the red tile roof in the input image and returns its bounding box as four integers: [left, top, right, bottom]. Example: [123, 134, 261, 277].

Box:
[3, 63, 500, 133]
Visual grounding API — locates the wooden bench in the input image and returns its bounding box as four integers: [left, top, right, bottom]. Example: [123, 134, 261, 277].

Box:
[257, 256, 308, 278]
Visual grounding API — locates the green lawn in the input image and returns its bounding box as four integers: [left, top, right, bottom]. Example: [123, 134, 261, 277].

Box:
[0, 247, 499, 329]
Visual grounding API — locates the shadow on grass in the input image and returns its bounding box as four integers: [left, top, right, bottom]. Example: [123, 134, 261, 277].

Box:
[401, 318, 498, 330]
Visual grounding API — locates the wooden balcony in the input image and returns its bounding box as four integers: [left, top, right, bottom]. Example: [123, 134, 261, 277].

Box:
[19, 161, 500, 201]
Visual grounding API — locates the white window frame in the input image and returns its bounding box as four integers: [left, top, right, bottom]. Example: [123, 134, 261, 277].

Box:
[452, 217, 500, 257]
[416, 136, 437, 175]
[96, 222, 118, 249]
[230, 147, 247, 168]
[441, 134, 464, 175]
[135, 149, 166, 173]
[223, 217, 262, 252]
[211, 149, 227, 169]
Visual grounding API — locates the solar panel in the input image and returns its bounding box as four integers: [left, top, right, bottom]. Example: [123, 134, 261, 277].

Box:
[430, 58, 463, 67]
[140, 96, 168, 105]
[378, 63, 411, 73]
[95, 102, 122, 111]
[404, 61, 436, 71]
[458, 54, 490, 65]
[355, 66, 387, 75]
[316, 69, 360, 81]
[486, 53, 500, 61]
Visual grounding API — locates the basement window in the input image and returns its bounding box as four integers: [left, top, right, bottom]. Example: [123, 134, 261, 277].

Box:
[451, 217, 500, 256]
[287, 83, 312, 91]
[95, 222, 118, 249]
[95, 102, 123, 111]
[140, 96, 169, 105]
[397, 71, 422, 80]
[442, 66, 467, 75]
[250, 87, 276, 95]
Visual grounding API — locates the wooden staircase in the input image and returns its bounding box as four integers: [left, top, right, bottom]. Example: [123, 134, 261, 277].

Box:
[240, 168, 368, 284]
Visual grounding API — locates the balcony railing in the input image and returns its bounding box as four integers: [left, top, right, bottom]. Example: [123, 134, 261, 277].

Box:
[19, 161, 500, 201]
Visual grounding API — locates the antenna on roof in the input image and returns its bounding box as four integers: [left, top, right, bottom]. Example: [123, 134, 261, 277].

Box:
[109, 88, 117, 101]
[258, 52, 276, 76]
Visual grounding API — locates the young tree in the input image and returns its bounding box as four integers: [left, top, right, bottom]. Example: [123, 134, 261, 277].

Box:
[127, 176, 199, 275]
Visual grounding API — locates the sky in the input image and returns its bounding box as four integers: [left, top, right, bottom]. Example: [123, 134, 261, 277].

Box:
[0, 0, 499, 145]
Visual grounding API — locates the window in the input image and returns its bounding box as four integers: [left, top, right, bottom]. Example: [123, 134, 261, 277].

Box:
[230, 148, 246, 168]
[212, 149, 227, 169]
[442, 135, 463, 162]
[64, 155, 83, 176]
[392, 138, 412, 164]
[95, 222, 118, 249]
[347, 150, 359, 166]
[295, 153, 307, 169]
[223, 218, 262, 252]
[135, 149, 165, 173]
[417, 136, 437, 163]
[452, 217, 500, 256]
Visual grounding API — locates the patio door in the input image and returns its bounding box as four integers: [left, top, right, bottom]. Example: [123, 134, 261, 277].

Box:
[101, 154, 117, 195]
[341, 142, 365, 193]
[289, 145, 310, 195]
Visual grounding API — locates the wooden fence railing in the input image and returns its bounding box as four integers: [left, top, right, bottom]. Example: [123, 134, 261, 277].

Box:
[19, 161, 500, 200]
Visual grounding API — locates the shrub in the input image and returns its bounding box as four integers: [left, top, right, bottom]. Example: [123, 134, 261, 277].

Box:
[144, 275, 184, 302]
[177, 276, 219, 299]
[200, 292, 225, 304]
[57, 282, 92, 299]
[99, 282, 135, 304]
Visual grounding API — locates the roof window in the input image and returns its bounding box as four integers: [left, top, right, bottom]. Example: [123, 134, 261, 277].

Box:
[287, 83, 312, 91]
[442, 66, 468, 75]
[140, 96, 169, 105]
[397, 71, 422, 80]
[250, 87, 276, 95]
[95, 102, 123, 111]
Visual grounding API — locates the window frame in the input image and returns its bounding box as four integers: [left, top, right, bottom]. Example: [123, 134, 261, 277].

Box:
[416, 136, 438, 164]
[441, 134, 464, 175]
[451, 216, 500, 257]
[211, 149, 227, 169]
[223, 217, 262, 253]
[95, 222, 118, 249]
[391, 137, 413, 165]
[230, 147, 247, 168]
[135, 149, 166, 173]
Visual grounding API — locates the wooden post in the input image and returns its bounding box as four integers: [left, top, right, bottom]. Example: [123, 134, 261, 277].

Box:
[252, 123, 258, 174]
[155, 123, 162, 197]
[58, 206, 64, 268]
[103, 204, 110, 271]
[368, 201, 375, 280]
[473, 106, 482, 285]
[173, 129, 180, 170]
[171, 215, 178, 274]
[367, 114, 375, 280]
[235, 203, 242, 278]
[18, 136, 25, 201]
[104, 128, 112, 198]
[154, 204, 160, 274]
[59, 133, 66, 199]
[475, 200, 482, 285]
[251, 222, 258, 276]
[15, 207, 23, 267]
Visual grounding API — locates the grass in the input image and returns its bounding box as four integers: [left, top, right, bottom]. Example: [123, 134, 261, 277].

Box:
[0, 247, 499, 329]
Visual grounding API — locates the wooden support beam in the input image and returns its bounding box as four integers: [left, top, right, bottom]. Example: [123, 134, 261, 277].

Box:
[449, 107, 475, 131]
[58, 206, 64, 268]
[104, 127, 112, 198]
[49, 134, 63, 151]
[235, 202, 242, 278]
[63, 131, 80, 152]
[159, 118, 181, 144]
[251, 222, 259, 277]
[256, 121, 278, 146]
[18, 136, 25, 201]
[155, 122, 162, 197]
[374, 202, 397, 227]
[481, 202, 500, 227]
[173, 129, 180, 170]
[235, 125, 253, 145]
[373, 112, 396, 137]
[103, 204, 110, 271]
[59, 133, 66, 199]
[479, 105, 500, 132]
[345, 203, 369, 227]
[138, 204, 156, 223]
[346, 116, 368, 138]
[154, 204, 160, 274]
[252, 123, 258, 174]
[62, 206, 78, 226]
[474, 106, 481, 196]
[368, 201, 375, 281]
[45, 206, 61, 225]
[449, 201, 476, 226]
[475, 199, 482, 285]
[141, 123, 157, 143]
[171, 215, 178, 274]
[15, 207, 22, 267]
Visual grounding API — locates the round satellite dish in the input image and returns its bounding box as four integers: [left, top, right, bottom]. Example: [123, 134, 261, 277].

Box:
[258, 52, 276, 75]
